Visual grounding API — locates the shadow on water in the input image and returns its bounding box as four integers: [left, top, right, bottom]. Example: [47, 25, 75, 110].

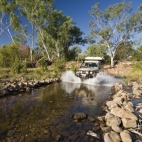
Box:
[0, 71, 123, 142]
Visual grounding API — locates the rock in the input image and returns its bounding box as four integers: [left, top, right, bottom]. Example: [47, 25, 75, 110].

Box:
[122, 101, 134, 112]
[114, 90, 124, 97]
[87, 130, 100, 139]
[105, 112, 114, 120]
[1, 88, 9, 96]
[106, 101, 118, 109]
[93, 122, 99, 127]
[122, 118, 137, 128]
[101, 126, 111, 133]
[42, 129, 49, 134]
[92, 126, 100, 131]
[133, 89, 142, 96]
[97, 116, 105, 122]
[68, 135, 78, 141]
[87, 115, 95, 122]
[72, 112, 86, 120]
[139, 109, 142, 113]
[120, 130, 132, 142]
[113, 97, 124, 105]
[104, 131, 121, 142]
[100, 122, 106, 128]
[106, 115, 121, 126]
[113, 82, 125, 92]
[111, 124, 123, 133]
[58, 130, 70, 137]
[7, 130, 15, 137]
[132, 82, 140, 90]
[111, 107, 137, 120]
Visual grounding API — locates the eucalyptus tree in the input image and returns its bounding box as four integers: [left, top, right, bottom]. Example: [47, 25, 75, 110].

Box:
[133, 45, 142, 61]
[88, 2, 142, 67]
[114, 42, 134, 61]
[14, 0, 53, 61]
[0, 0, 20, 42]
[38, 9, 86, 60]
[85, 43, 107, 57]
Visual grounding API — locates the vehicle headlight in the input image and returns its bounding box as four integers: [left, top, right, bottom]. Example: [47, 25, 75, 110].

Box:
[90, 71, 92, 74]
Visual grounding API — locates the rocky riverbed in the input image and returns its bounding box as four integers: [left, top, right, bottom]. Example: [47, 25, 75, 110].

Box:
[0, 77, 61, 97]
[0, 69, 142, 141]
[97, 81, 142, 142]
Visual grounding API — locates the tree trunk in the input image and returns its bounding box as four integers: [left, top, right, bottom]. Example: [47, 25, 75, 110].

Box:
[110, 55, 114, 67]
[39, 29, 51, 61]
[31, 24, 35, 61]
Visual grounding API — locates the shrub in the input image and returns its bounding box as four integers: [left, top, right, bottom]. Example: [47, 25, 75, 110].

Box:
[21, 60, 27, 73]
[11, 58, 22, 73]
[38, 58, 48, 72]
[70, 63, 77, 72]
[52, 58, 66, 72]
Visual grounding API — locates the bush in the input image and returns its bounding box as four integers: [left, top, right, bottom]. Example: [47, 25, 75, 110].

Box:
[70, 63, 77, 72]
[21, 60, 27, 73]
[38, 58, 48, 72]
[52, 59, 66, 72]
[132, 61, 142, 71]
[11, 58, 22, 73]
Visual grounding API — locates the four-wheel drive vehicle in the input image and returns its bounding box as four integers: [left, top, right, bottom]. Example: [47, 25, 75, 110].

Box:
[76, 57, 104, 78]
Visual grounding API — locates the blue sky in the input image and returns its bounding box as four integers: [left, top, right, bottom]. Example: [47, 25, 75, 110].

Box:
[0, 0, 142, 52]
[54, 0, 142, 52]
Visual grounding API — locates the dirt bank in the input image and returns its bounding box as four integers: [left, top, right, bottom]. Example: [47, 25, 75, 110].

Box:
[103, 62, 132, 77]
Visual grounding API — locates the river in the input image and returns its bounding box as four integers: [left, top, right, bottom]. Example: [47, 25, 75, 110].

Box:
[0, 71, 122, 142]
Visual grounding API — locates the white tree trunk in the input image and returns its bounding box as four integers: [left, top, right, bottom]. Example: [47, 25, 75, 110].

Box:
[110, 55, 114, 67]
[39, 29, 51, 61]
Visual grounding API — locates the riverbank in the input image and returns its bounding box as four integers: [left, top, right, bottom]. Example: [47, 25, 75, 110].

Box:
[0, 77, 61, 97]
[98, 81, 142, 142]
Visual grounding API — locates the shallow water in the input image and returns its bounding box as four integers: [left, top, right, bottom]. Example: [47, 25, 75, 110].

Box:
[0, 81, 112, 142]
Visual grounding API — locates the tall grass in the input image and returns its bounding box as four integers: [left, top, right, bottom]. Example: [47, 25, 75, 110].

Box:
[0, 67, 61, 80]
[126, 61, 142, 83]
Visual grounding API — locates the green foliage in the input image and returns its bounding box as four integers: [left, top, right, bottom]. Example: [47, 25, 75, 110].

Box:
[52, 59, 66, 72]
[88, 2, 142, 67]
[11, 58, 22, 74]
[114, 42, 134, 61]
[104, 55, 111, 65]
[65, 46, 82, 61]
[11, 58, 28, 74]
[85, 44, 107, 57]
[38, 58, 48, 72]
[132, 46, 142, 61]
[132, 61, 142, 71]
[21, 60, 27, 73]
[70, 63, 77, 72]
[37, 9, 85, 60]
[0, 43, 20, 67]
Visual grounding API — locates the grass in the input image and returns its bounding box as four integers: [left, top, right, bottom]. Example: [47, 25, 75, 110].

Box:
[0, 67, 63, 81]
[125, 68, 142, 84]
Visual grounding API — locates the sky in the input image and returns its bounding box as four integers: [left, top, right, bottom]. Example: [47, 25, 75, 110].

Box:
[0, 0, 142, 52]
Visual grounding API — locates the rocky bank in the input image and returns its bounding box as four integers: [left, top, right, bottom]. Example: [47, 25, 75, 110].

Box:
[0, 77, 61, 97]
[98, 81, 142, 142]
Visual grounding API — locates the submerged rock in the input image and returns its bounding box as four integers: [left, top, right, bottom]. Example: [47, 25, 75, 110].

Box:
[87, 130, 100, 139]
[72, 112, 86, 121]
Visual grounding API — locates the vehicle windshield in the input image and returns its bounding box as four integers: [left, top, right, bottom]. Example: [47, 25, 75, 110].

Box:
[81, 62, 98, 68]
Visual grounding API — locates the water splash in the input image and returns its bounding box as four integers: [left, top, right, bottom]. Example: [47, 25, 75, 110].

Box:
[61, 70, 81, 83]
[61, 71, 123, 86]
[83, 72, 122, 86]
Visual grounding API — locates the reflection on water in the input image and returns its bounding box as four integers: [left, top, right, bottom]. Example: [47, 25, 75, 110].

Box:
[61, 82, 111, 117]
[0, 82, 111, 142]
